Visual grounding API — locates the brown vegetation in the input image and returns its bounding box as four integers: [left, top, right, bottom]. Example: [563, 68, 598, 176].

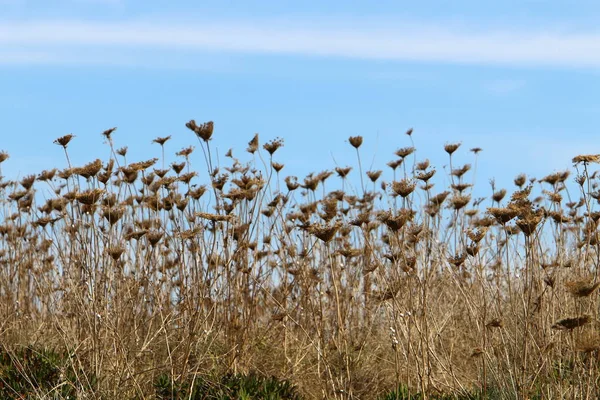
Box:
[0, 122, 599, 398]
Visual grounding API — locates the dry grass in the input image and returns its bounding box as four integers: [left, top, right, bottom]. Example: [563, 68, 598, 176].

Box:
[0, 122, 599, 399]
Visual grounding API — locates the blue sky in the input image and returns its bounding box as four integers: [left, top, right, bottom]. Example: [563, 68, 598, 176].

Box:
[1, 0, 600, 199]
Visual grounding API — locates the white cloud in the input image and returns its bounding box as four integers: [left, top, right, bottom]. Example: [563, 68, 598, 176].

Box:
[1, 19, 600, 68]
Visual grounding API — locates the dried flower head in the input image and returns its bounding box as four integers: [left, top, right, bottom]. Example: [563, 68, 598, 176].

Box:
[263, 138, 284, 155]
[387, 159, 403, 170]
[176, 146, 194, 157]
[54, 134, 75, 148]
[153, 135, 171, 145]
[0, 151, 9, 163]
[247, 133, 259, 154]
[565, 278, 600, 297]
[366, 170, 382, 182]
[552, 315, 591, 331]
[573, 154, 600, 164]
[186, 120, 214, 142]
[395, 147, 415, 159]
[335, 166, 352, 178]
[348, 136, 363, 149]
[444, 142, 461, 155]
[101, 127, 117, 139]
[391, 179, 416, 198]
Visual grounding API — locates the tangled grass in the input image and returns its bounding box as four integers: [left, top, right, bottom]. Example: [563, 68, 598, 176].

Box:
[0, 122, 600, 399]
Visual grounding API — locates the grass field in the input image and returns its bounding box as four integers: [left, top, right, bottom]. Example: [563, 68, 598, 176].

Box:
[0, 121, 599, 399]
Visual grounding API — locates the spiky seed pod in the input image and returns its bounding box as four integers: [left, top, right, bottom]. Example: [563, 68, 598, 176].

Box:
[116, 146, 128, 156]
[0, 151, 9, 163]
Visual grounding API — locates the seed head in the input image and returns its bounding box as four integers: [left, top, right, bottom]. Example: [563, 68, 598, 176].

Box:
[54, 134, 75, 148]
[247, 133, 259, 154]
[348, 136, 363, 149]
[444, 142, 461, 155]
[153, 135, 171, 146]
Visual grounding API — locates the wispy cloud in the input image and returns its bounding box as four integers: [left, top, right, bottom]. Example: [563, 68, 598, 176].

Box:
[1, 19, 600, 68]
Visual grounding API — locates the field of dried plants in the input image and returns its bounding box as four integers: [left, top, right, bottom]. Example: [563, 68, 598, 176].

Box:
[1, 121, 600, 399]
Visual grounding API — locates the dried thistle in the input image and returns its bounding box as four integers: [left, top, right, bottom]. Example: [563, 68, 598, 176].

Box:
[0, 151, 9, 163]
